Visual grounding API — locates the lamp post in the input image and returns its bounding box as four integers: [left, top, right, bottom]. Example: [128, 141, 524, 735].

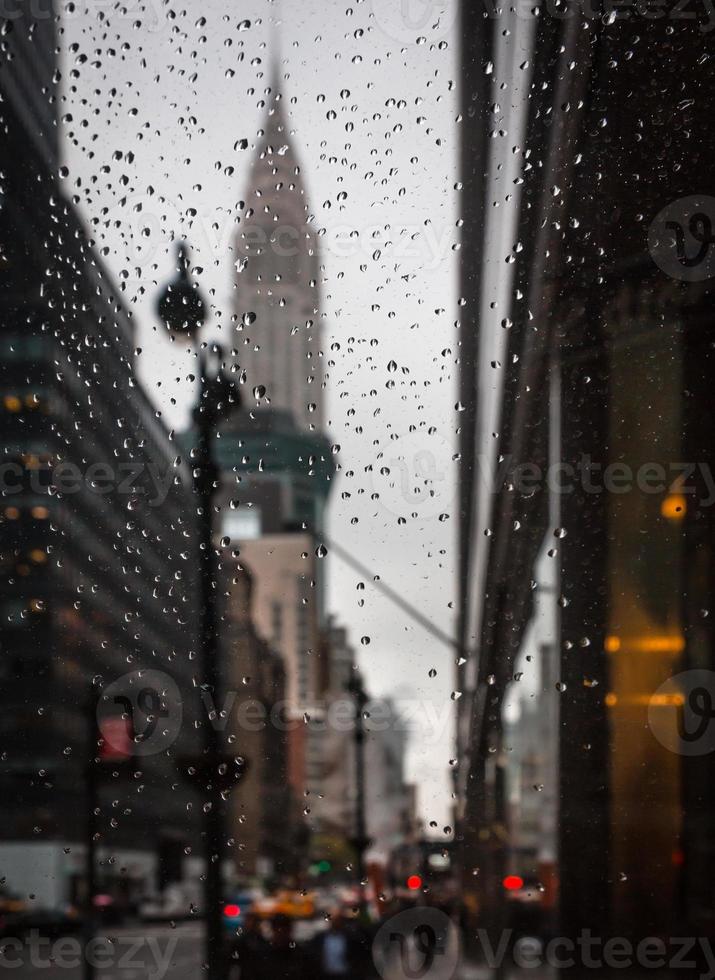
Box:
[157, 244, 243, 980]
[347, 673, 371, 907]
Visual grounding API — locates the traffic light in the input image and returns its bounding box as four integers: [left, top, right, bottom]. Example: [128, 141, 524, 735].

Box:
[309, 859, 333, 875]
[98, 715, 133, 761]
[406, 874, 422, 890]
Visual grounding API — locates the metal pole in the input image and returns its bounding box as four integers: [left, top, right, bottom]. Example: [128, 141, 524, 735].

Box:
[84, 691, 98, 980]
[157, 261, 239, 978]
[196, 349, 226, 980]
[349, 676, 370, 906]
[355, 700, 367, 888]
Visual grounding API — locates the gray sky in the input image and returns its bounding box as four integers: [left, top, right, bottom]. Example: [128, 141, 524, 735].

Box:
[61, 0, 459, 827]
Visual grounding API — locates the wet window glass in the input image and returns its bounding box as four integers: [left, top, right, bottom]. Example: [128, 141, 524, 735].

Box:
[0, 0, 713, 978]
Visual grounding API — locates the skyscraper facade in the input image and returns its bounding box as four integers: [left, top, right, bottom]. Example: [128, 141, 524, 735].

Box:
[0, 3, 203, 910]
[232, 80, 324, 432]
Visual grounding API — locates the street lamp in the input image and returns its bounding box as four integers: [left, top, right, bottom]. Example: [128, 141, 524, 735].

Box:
[157, 243, 243, 980]
[347, 673, 371, 907]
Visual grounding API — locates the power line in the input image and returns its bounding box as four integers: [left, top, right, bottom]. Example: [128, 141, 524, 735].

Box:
[322, 534, 459, 654]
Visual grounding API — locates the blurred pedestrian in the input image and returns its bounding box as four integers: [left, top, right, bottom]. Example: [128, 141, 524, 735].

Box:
[265, 913, 309, 980]
[310, 908, 364, 980]
[228, 912, 268, 980]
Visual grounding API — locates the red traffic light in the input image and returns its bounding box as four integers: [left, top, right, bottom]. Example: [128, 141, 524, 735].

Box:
[406, 875, 422, 891]
[99, 716, 133, 761]
[223, 904, 241, 917]
[503, 875, 524, 891]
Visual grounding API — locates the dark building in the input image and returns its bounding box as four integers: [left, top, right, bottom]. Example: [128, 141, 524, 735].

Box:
[0, 3, 204, 909]
[458, 2, 715, 947]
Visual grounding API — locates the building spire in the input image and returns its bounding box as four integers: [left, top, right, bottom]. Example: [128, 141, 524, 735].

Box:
[233, 0, 324, 433]
[269, 0, 282, 96]
[270, 57, 282, 103]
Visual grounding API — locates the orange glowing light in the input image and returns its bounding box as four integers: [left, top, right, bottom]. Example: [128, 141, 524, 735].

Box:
[604, 635, 684, 655]
[661, 494, 686, 520]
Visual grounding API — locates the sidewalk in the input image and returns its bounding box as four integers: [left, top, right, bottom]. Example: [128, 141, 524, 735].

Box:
[460, 965, 555, 980]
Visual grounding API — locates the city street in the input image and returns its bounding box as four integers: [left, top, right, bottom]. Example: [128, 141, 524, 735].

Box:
[1, 923, 204, 980]
[2, 922, 679, 979]
[0, 920, 348, 980]
[0, 922, 543, 980]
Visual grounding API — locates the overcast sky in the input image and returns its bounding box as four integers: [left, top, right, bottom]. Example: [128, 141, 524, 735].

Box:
[61, 0, 459, 828]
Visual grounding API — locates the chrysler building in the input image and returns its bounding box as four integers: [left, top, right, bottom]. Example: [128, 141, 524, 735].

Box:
[233, 77, 324, 432]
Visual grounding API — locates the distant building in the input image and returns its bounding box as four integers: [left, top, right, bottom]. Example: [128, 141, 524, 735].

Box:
[503, 641, 559, 912]
[211, 529, 325, 806]
[175, 69, 337, 829]
[175, 66, 337, 874]
[236, 533, 321, 716]
[196, 91, 336, 788]
[232, 74, 324, 432]
[308, 619, 357, 841]
[316, 615, 355, 699]
[364, 699, 415, 867]
[179, 407, 336, 805]
[310, 669, 416, 873]
[220, 562, 303, 880]
[215, 407, 334, 555]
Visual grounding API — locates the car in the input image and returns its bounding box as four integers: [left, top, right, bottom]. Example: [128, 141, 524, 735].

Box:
[0, 889, 28, 936]
[252, 890, 315, 921]
[10, 906, 82, 939]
